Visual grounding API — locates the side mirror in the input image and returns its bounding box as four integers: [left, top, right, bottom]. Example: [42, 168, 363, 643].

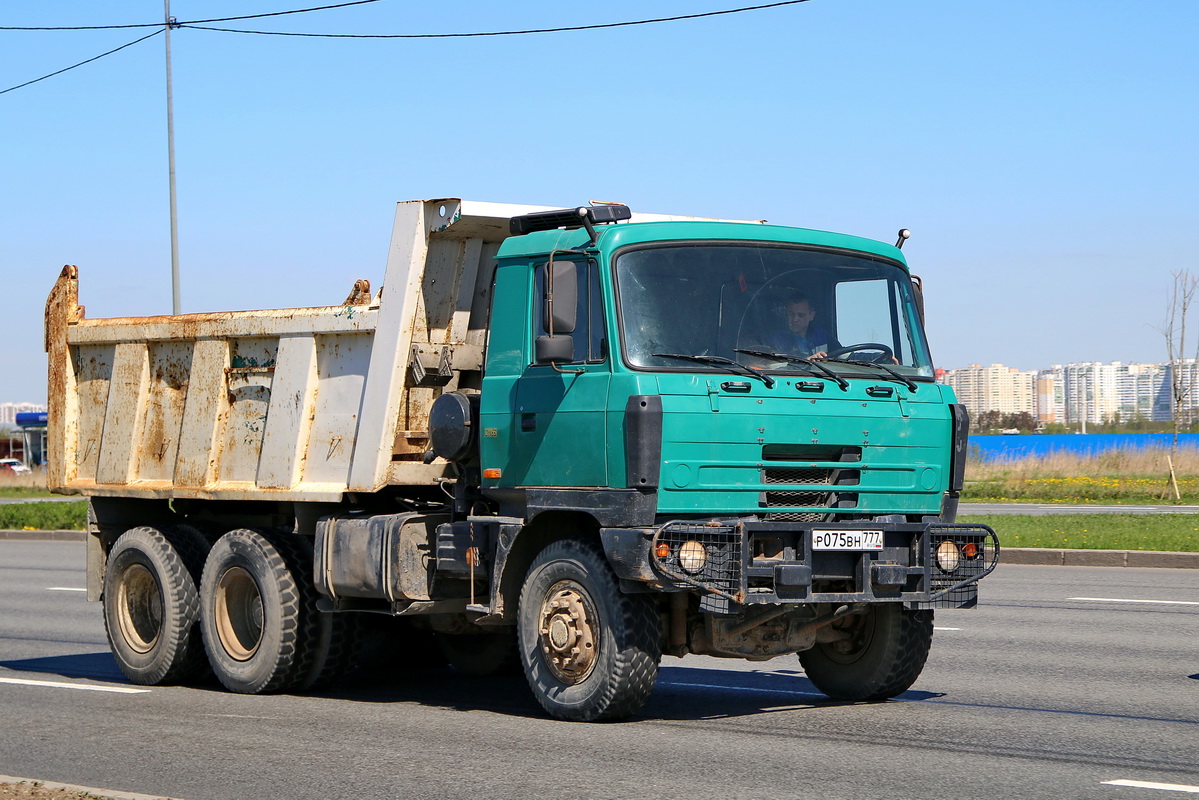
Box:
[543, 261, 578, 334]
[535, 335, 575, 364]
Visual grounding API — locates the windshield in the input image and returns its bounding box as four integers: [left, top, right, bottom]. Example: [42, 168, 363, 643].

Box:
[614, 242, 934, 379]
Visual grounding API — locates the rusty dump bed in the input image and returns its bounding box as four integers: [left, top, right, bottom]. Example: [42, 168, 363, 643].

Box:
[44, 199, 534, 502]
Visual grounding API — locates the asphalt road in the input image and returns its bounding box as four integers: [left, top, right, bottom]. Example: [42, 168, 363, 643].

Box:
[2, 540, 1197, 800]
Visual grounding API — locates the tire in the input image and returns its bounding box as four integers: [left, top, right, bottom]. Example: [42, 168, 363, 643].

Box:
[517, 539, 661, 722]
[199, 529, 315, 694]
[439, 630, 521, 677]
[301, 612, 361, 692]
[799, 605, 934, 701]
[258, 532, 357, 693]
[103, 525, 212, 686]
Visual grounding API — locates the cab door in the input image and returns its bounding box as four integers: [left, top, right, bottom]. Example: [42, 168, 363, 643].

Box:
[506, 258, 610, 487]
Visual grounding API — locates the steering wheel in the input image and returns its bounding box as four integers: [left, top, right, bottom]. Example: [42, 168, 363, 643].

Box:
[827, 343, 894, 363]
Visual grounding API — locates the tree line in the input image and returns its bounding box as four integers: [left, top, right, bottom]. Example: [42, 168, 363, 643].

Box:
[972, 410, 1199, 435]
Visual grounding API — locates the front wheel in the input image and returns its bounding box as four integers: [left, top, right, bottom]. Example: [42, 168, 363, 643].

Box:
[799, 605, 933, 701]
[517, 539, 661, 722]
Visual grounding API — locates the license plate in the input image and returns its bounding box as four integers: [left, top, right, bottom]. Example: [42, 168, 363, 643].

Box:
[812, 530, 884, 551]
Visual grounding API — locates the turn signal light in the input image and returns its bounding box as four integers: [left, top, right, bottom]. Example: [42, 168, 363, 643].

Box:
[961, 542, 980, 559]
[483, 468, 502, 479]
[654, 542, 671, 560]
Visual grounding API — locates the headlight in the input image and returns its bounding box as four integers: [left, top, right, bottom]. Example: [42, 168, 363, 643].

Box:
[935, 540, 961, 572]
[678, 540, 708, 573]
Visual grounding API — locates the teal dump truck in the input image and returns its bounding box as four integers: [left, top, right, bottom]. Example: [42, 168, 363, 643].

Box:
[45, 198, 997, 721]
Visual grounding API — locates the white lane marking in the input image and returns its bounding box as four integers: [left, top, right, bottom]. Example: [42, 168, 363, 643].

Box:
[0, 677, 149, 694]
[1041, 505, 1158, 511]
[1103, 779, 1199, 793]
[1070, 597, 1199, 607]
[934, 627, 961, 631]
[46, 587, 86, 592]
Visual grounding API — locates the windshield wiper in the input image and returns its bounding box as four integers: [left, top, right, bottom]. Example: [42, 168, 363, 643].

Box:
[733, 348, 850, 391]
[818, 358, 918, 392]
[653, 353, 775, 388]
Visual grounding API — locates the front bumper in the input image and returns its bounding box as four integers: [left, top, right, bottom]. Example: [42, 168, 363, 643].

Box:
[604, 520, 999, 610]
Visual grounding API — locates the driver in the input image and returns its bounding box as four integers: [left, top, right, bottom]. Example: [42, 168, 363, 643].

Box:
[769, 292, 836, 359]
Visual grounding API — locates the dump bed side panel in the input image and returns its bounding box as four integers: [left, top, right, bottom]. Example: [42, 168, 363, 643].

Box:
[47, 299, 382, 500]
[44, 199, 535, 501]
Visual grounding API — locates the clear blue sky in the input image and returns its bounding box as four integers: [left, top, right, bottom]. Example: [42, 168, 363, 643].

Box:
[3, 0, 1197, 403]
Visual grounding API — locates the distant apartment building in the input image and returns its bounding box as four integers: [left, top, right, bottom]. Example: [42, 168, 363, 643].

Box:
[940, 361, 1181, 425]
[1034, 369, 1062, 424]
[939, 364, 1036, 419]
[1121, 362, 1171, 421]
[1162, 359, 1199, 424]
[0, 402, 45, 429]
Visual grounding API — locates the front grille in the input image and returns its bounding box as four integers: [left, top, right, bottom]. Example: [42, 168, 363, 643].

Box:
[762, 444, 861, 462]
[763, 467, 860, 486]
[764, 490, 826, 506]
[924, 525, 1000, 607]
[763, 468, 827, 485]
[764, 511, 831, 522]
[651, 522, 742, 601]
[760, 489, 857, 521]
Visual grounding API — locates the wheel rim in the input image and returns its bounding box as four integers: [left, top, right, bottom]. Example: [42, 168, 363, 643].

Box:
[822, 608, 877, 663]
[116, 563, 163, 654]
[214, 566, 264, 661]
[537, 580, 599, 684]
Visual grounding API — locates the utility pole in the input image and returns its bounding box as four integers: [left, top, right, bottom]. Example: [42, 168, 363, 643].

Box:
[165, 0, 181, 314]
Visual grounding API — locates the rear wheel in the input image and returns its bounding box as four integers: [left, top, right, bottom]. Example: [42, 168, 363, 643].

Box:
[103, 525, 211, 685]
[799, 605, 933, 701]
[199, 529, 313, 694]
[517, 539, 661, 722]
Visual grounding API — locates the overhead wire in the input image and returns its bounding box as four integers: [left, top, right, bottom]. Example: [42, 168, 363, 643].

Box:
[0, 0, 384, 31]
[0, 29, 163, 96]
[180, 0, 814, 38]
[2, 0, 811, 38]
[1, 0, 812, 96]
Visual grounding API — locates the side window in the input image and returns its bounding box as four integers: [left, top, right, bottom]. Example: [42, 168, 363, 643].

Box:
[834, 278, 917, 365]
[533, 260, 606, 363]
[834, 278, 897, 355]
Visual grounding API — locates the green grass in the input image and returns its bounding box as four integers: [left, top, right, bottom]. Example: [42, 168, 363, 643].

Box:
[962, 476, 1192, 504]
[0, 486, 57, 500]
[0, 500, 88, 531]
[959, 514, 1199, 552]
[962, 449, 1199, 504]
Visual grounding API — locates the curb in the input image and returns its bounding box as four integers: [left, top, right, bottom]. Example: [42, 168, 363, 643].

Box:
[2, 530, 1196, 568]
[1001, 547, 1199, 569]
[0, 529, 85, 541]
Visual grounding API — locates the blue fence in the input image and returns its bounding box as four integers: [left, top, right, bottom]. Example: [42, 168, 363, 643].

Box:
[970, 433, 1199, 461]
